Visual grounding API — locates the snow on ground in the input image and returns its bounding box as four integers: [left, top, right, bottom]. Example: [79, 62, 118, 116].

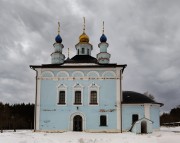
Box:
[0, 127, 180, 143]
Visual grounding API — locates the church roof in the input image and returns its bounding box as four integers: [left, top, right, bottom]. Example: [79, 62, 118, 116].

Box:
[30, 63, 127, 72]
[65, 55, 98, 63]
[122, 91, 163, 106]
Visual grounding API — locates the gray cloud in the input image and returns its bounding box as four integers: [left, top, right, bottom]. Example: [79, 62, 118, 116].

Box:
[0, 0, 179, 112]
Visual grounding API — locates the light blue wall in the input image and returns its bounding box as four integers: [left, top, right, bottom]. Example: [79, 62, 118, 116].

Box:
[122, 105, 144, 131]
[39, 69, 161, 132]
[122, 104, 161, 131]
[150, 105, 160, 129]
[39, 69, 118, 131]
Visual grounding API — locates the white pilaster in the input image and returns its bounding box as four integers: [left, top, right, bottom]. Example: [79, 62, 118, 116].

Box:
[36, 68, 41, 130]
[116, 67, 121, 131]
[144, 104, 150, 119]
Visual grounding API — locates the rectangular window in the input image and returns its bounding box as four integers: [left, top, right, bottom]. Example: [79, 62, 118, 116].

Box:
[82, 48, 85, 54]
[100, 115, 107, 126]
[132, 114, 138, 124]
[90, 91, 97, 104]
[74, 91, 81, 105]
[87, 49, 89, 55]
[59, 91, 65, 104]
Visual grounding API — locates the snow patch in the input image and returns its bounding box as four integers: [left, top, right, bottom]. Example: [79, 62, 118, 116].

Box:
[0, 127, 180, 143]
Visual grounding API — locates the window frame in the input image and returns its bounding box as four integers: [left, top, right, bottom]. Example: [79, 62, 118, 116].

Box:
[73, 83, 83, 106]
[74, 91, 82, 105]
[89, 91, 98, 105]
[57, 84, 67, 106]
[88, 83, 99, 106]
[58, 91, 66, 104]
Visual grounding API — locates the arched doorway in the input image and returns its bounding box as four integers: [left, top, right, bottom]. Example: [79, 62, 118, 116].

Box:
[73, 115, 83, 131]
[141, 121, 147, 134]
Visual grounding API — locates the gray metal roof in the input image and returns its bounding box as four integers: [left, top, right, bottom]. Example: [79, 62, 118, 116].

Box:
[122, 91, 163, 106]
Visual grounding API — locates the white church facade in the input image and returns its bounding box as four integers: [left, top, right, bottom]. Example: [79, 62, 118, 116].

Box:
[30, 19, 163, 133]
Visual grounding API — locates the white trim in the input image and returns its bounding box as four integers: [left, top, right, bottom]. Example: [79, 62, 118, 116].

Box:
[122, 104, 145, 106]
[41, 67, 122, 71]
[57, 71, 70, 77]
[36, 68, 41, 130]
[72, 71, 84, 77]
[38, 77, 119, 80]
[41, 71, 54, 77]
[63, 63, 97, 66]
[57, 83, 67, 106]
[88, 83, 100, 106]
[87, 71, 100, 78]
[73, 83, 84, 106]
[116, 68, 121, 130]
[69, 112, 86, 131]
[102, 71, 116, 78]
[144, 104, 150, 119]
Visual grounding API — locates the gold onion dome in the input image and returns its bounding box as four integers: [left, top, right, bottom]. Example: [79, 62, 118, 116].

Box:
[79, 17, 89, 43]
[79, 32, 89, 43]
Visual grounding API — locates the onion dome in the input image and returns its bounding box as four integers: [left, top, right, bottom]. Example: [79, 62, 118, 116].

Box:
[100, 34, 107, 42]
[55, 34, 62, 43]
[79, 32, 89, 43]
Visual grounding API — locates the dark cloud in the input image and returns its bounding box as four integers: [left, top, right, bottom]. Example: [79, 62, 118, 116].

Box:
[0, 0, 179, 112]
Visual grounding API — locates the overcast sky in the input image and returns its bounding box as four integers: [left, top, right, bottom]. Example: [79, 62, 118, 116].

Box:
[0, 0, 180, 112]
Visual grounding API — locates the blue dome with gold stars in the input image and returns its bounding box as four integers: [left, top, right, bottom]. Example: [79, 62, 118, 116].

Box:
[100, 34, 107, 42]
[55, 34, 62, 43]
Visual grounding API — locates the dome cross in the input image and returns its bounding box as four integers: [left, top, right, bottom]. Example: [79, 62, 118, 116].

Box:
[58, 21, 60, 34]
[102, 21, 104, 34]
[83, 17, 85, 33]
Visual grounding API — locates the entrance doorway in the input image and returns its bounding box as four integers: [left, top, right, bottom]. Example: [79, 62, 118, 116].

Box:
[141, 121, 147, 134]
[73, 115, 82, 131]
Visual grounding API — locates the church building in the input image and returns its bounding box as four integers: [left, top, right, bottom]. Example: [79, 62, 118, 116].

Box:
[30, 19, 163, 133]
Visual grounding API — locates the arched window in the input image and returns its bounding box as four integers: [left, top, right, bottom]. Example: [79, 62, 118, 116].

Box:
[82, 48, 85, 54]
[90, 91, 97, 104]
[100, 115, 107, 126]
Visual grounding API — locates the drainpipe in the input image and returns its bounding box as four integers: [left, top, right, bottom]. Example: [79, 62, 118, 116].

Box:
[30, 66, 37, 132]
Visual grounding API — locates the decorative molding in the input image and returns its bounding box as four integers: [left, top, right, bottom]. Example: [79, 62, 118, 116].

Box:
[87, 71, 100, 78]
[41, 71, 54, 77]
[72, 71, 84, 77]
[102, 71, 116, 78]
[57, 71, 69, 77]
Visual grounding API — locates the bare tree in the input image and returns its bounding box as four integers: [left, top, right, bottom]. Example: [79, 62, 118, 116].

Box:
[144, 91, 155, 100]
